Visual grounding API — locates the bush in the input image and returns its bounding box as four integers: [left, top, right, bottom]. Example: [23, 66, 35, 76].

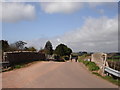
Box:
[82, 61, 100, 71]
[54, 55, 60, 60]
[78, 59, 82, 62]
[83, 61, 90, 66]
[64, 56, 69, 60]
[88, 64, 100, 71]
[14, 65, 22, 68]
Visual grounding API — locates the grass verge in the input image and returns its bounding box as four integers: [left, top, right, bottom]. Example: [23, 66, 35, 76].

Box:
[78, 58, 120, 86]
[92, 72, 120, 86]
[78, 59, 99, 71]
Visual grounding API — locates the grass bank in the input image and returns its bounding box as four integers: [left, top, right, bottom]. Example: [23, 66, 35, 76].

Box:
[78, 58, 120, 86]
[92, 72, 120, 86]
[78, 59, 99, 71]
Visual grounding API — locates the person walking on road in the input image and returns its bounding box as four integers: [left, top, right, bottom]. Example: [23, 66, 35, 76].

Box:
[75, 57, 78, 62]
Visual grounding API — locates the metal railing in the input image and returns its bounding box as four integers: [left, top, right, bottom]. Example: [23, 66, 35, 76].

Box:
[104, 66, 120, 77]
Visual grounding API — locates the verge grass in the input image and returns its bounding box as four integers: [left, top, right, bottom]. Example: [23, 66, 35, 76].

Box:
[92, 72, 120, 86]
[78, 59, 99, 71]
[78, 57, 119, 86]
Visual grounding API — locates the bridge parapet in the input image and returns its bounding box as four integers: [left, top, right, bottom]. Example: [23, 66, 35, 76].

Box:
[91, 53, 107, 67]
[91, 53, 120, 77]
[91, 52, 108, 75]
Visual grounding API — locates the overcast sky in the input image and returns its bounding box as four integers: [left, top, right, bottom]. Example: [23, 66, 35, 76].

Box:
[1, 1, 118, 52]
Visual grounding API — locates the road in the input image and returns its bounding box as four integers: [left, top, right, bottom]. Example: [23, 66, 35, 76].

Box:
[2, 61, 118, 88]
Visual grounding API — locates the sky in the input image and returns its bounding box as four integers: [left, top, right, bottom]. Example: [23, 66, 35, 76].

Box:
[0, 1, 119, 52]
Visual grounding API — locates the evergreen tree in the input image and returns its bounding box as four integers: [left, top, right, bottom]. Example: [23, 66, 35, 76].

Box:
[54, 44, 72, 56]
[44, 41, 53, 55]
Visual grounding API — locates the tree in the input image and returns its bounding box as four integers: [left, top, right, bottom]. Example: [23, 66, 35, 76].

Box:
[29, 47, 36, 51]
[54, 44, 72, 57]
[9, 43, 18, 51]
[14, 41, 27, 50]
[39, 48, 45, 54]
[44, 41, 53, 55]
[24, 47, 29, 51]
[24, 46, 37, 51]
[0, 40, 9, 52]
[8, 41, 27, 51]
[79, 51, 87, 56]
[66, 48, 72, 56]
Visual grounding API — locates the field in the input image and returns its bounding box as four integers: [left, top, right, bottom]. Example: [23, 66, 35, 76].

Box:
[107, 55, 120, 71]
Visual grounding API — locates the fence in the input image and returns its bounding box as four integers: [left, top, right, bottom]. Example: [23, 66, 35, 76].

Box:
[104, 66, 120, 78]
[107, 61, 120, 71]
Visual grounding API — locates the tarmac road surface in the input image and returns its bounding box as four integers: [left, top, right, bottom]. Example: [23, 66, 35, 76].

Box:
[2, 61, 118, 88]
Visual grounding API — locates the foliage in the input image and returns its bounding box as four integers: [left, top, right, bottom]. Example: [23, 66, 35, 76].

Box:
[79, 51, 88, 56]
[14, 41, 27, 50]
[78, 54, 89, 61]
[79, 60, 100, 71]
[39, 49, 45, 53]
[54, 44, 72, 57]
[9, 43, 19, 51]
[63, 56, 69, 60]
[88, 63, 100, 71]
[29, 47, 37, 51]
[44, 41, 53, 55]
[85, 61, 99, 71]
[0, 40, 9, 52]
[71, 53, 79, 56]
[79, 55, 119, 86]
[14, 65, 23, 68]
[9, 41, 27, 51]
[24, 46, 37, 51]
[54, 55, 60, 60]
[0, 40, 37, 52]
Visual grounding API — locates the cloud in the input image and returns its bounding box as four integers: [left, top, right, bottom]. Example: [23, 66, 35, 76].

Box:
[97, 9, 104, 14]
[2, 0, 117, 2]
[40, 2, 117, 14]
[58, 16, 118, 52]
[88, 2, 104, 8]
[40, 2, 83, 14]
[0, 2, 36, 22]
[26, 16, 118, 52]
[0, 2, 117, 22]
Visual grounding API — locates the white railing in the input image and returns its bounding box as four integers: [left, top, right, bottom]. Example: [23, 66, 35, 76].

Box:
[104, 66, 120, 77]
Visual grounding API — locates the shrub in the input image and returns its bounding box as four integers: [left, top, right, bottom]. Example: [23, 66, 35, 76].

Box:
[83, 61, 90, 66]
[82, 61, 100, 71]
[54, 55, 60, 60]
[63, 56, 69, 60]
[88, 64, 100, 71]
[14, 65, 22, 68]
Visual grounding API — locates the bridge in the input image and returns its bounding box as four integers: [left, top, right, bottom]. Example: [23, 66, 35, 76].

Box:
[2, 61, 117, 88]
[91, 53, 120, 78]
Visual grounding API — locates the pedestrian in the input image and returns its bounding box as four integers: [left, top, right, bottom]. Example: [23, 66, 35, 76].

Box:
[75, 57, 78, 62]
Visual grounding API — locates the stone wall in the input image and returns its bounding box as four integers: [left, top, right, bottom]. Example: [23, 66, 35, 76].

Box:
[91, 52, 107, 69]
[3, 51, 46, 65]
[0, 50, 2, 62]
